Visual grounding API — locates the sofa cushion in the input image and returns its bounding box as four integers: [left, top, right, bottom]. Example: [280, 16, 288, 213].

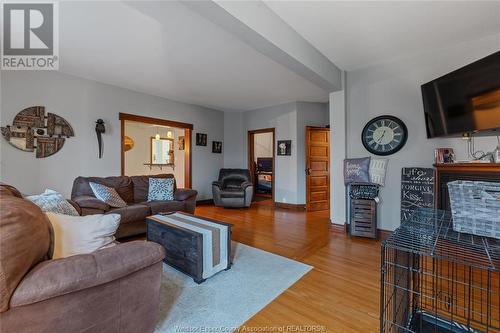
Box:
[130, 174, 176, 203]
[143, 200, 185, 215]
[0, 186, 51, 312]
[26, 189, 80, 216]
[71, 176, 134, 204]
[45, 213, 121, 259]
[148, 178, 175, 201]
[106, 204, 151, 224]
[89, 182, 127, 208]
[220, 188, 245, 198]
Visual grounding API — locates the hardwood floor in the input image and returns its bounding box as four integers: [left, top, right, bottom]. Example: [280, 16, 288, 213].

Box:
[194, 200, 381, 332]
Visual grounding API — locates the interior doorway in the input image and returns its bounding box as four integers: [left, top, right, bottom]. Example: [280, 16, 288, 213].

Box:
[119, 113, 193, 188]
[306, 126, 330, 212]
[248, 128, 275, 203]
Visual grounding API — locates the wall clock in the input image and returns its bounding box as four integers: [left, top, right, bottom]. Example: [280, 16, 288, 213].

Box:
[361, 115, 408, 156]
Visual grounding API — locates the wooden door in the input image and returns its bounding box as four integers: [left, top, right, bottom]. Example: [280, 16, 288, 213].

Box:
[306, 127, 330, 211]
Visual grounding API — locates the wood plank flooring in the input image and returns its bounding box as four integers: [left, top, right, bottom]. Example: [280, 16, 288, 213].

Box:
[194, 200, 381, 332]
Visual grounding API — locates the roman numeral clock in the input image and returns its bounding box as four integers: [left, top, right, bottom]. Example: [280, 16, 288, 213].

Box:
[361, 115, 408, 155]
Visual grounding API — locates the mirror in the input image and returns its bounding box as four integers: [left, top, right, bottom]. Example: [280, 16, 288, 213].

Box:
[151, 137, 174, 165]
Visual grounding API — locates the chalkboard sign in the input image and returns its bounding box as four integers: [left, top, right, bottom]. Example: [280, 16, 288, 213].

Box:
[401, 167, 436, 222]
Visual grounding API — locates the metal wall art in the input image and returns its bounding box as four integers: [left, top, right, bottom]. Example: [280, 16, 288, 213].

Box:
[1, 106, 74, 158]
[95, 119, 105, 159]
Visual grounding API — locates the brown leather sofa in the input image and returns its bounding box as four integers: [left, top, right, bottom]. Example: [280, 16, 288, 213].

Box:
[71, 174, 198, 238]
[0, 184, 166, 333]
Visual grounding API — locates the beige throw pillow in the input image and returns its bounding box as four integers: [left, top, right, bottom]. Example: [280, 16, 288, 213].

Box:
[45, 212, 120, 259]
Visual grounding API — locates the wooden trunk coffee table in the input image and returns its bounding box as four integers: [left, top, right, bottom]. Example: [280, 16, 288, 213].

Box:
[146, 212, 232, 284]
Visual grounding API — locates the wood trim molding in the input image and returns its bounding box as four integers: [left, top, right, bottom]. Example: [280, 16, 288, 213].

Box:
[248, 128, 276, 203]
[329, 223, 393, 240]
[119, 113, 194, 129]
[274, 202, 305, 210]
[119, 113, 193, 188]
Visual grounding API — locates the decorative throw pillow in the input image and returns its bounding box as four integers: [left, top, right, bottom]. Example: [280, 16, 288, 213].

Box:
[343, 157, 371, 185]
[89, 182, 127, 208]
[45, 212, 120, 259]
[369, 158, 389, 186]
[26, 189, 79, 216]
[148, 178, 175, 201]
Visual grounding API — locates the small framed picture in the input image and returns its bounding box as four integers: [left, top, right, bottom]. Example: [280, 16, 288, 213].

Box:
[212, 141, 222, 154]
[435, 148, 455, 164]
[277, 140, 291, 156]
[178, 136, 185, 150]
[196, 133, 207, 146]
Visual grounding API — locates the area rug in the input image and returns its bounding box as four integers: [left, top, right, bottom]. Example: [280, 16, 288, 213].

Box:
[155, 242, 312, 333]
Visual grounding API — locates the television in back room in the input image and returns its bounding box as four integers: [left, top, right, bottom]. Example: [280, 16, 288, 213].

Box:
[257, 157, 273, 173]
[421, 51, 500, 138]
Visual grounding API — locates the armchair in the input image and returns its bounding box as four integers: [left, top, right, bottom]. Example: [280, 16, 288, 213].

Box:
[212, 169, 253, 208]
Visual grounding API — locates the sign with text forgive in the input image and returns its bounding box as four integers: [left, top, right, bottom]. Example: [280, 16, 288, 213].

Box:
[1, 2, 58, 70]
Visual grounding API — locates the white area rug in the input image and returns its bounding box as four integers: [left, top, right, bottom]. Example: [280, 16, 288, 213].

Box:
[155, 242, 312, 333]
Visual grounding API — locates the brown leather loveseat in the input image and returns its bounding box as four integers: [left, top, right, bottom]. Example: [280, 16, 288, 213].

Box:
[0, 184, 166, 333]
[71, 174, 197, 238]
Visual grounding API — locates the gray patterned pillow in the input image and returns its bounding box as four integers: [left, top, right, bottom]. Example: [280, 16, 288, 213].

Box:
[344, 157, 371, 185]
[26, 189, 79, 216]
[89, 182, 127, 208]
[148, 178, 175, 201]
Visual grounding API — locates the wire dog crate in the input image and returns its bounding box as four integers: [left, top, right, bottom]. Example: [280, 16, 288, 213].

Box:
[381, 209, 500, 333]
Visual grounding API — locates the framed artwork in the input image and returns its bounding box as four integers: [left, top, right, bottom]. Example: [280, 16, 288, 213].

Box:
[178, 136, 185, 150]
[277, 140, 291, 156]
[196, 133, 207, 146]
[212, 141, 222, 154]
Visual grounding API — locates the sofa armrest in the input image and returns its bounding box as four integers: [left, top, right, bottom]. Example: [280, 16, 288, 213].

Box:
[212, 181, 222, 189]
[174, 188, 198, 201]
[73, 195, 109, 212]
[241, 181, 253, 189]
[9, 241, 166, 308]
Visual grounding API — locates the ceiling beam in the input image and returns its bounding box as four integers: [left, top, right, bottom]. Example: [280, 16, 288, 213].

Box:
[183, 1, 343, 92]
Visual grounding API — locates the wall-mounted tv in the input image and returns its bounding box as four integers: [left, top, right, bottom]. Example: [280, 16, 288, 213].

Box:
[421, 51, 500, 138]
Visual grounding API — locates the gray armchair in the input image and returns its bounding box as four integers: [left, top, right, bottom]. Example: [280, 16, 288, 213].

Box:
[212, 169, 253, 208]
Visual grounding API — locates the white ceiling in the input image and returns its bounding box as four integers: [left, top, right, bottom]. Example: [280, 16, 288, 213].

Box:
[58, 1, 328, 112]
[265, 1, 500, 71]
[58, 1, 500, 112]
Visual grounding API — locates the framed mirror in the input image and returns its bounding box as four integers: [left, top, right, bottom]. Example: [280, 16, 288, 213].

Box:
[150, 137, 174, 165]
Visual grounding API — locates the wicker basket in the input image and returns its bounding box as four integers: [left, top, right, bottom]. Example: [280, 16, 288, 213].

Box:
[447, 180, 500, 239]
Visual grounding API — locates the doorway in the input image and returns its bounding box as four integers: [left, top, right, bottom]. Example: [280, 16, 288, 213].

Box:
[248, 128, 275, 203]
[119, 113, 193, 188]
[306, 126, 330, 211]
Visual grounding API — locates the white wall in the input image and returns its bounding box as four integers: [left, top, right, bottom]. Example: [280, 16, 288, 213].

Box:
[345, 33, 500, 231]
[1, 71, 224, 199]
[223, 101, 328, 205]
[223, 112, 244, 168]
[253, 132, 273, 162]
[124, 122, 185, 187]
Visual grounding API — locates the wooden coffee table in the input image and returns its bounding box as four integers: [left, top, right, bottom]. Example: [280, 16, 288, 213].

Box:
[146, 212, 232, 284]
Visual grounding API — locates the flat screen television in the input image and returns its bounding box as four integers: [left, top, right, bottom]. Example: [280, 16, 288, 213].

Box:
[257, 157, 273, 173]
[421, 51, 500, 138]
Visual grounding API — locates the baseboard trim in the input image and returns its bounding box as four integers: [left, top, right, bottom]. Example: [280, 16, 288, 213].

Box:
[196, 199, 214, 205]
[330, 223, 393, 240]
[274, 202, 306, 210]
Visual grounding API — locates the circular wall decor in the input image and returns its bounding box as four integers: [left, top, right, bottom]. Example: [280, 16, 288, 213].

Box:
[361, 115, 408, 156]
[1, 106, 74, 158]
[123, 135, 135, 152]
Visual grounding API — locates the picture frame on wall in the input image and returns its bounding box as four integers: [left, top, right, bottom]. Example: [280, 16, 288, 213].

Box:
[277, 140, 291, 156]
[196, 133, 207, 146]
[212, 141, 222, 154]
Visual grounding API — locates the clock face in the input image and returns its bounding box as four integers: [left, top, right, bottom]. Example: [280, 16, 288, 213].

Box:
[362, 116, 408, 156]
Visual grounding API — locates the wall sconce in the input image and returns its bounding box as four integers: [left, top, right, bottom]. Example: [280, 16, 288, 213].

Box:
[155, 133, 161, 140]
[167, 130, 173, 139]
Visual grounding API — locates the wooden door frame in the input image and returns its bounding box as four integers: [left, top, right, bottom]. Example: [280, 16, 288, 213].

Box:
[119, 113, 193, 188]
[306, 126, 330, 211]
[248, 128, 275, 202]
